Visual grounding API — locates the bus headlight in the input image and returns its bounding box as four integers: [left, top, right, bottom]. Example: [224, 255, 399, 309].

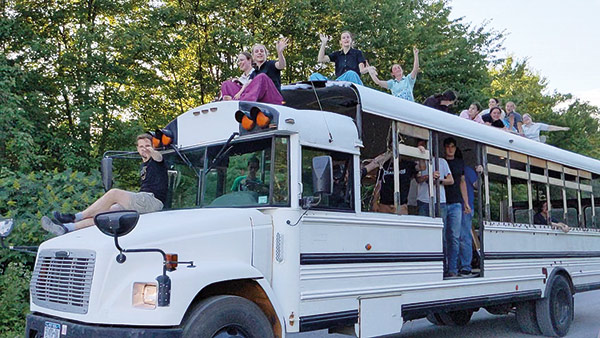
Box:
[132, 282, 157, 309]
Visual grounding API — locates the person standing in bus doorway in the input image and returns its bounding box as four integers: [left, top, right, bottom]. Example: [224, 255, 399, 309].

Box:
[41, 134, 168, 236]
[423, 90, 456, 113]
[310, 31, 368, 85]
[366, 47, 420, 102]
[415, 140, 454, 217]
[443, 137, 470, 278]
[458, 163, 481, 277]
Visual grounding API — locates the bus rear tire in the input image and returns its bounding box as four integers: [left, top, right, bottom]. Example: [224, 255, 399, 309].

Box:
[182, 295, 274, 338]
[516, 300, 542, 335]
[535, 275, 573, 337]
[437, 310, 473, 326]
[426, 313, 444, 325]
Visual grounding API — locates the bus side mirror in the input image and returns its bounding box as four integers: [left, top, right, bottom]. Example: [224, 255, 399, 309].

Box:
[94, 210, 139, 238]
[312, 156, 333, 195]
[101, 157, 113, 192]
[0, 218, 14, 238]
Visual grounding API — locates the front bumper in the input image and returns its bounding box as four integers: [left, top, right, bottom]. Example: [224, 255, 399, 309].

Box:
[26, 313, 183, 338]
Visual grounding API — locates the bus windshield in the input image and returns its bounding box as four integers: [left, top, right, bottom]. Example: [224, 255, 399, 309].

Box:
[202, 136, 289, 208]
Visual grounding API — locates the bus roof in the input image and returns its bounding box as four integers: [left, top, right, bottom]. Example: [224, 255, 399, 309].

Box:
[283, 82, 600, 175]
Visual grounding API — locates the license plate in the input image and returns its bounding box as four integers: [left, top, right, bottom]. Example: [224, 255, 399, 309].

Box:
[44, 321, 61, 338]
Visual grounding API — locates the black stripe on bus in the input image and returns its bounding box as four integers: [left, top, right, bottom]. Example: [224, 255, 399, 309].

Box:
[485, 251, 600, 260]
[299, 310, 358, 332]
[402, 290, 542, 321]
[300, 252, 443, 265]
[574, 282, 600, 293]
[298, 290, 542, 331]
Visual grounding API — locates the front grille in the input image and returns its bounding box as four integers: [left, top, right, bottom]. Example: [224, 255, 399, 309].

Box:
[31, 249, 96, 314]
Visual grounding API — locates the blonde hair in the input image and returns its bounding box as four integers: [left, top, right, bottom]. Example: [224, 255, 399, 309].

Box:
[339, 31, 354, 48]
[251, 44, 269, 58]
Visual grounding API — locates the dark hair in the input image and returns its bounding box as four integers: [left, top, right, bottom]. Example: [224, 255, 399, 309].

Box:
[491, 98, 500, 104]
[248, 157, 259, 166]
[489, 106, 502, 116]
[240, 51, 252, 61]
[471, 102, 482, 112]
[443, 137, 457, 147]
[442, 90, 456, 101]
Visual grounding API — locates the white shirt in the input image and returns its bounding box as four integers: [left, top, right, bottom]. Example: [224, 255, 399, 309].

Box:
[522, 123, 549, 142]
[417, 158, 452, 204]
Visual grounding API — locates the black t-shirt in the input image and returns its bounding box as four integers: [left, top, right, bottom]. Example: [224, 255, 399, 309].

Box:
[423, 95, 449, 113]
[481, 113, 505, 128]
[533, 212, 558, 225]
[139, 158, 168, 204]
[445, 157, 464, 204]
[329, 48, 366, 78]
[379, 160, 416, 205]
[252, 60, 282, 92]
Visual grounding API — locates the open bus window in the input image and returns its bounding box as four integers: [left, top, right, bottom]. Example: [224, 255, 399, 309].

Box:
[302, 147, 353, 211]
[485, 147, 509, 222]
[202, 136, 289, 208]
[510, 152, 529, 224]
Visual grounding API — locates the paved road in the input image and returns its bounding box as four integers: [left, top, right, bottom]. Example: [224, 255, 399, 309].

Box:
[291, 289, 600, 337]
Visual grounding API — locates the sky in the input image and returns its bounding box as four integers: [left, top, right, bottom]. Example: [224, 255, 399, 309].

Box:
[448, 0, 600, 108]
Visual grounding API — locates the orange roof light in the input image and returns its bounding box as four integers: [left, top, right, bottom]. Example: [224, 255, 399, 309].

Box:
[235, 110, 255, 131]
[161, 129, 173, 146]
[256, 111, 272, 128]
[152, 136, 161, 148]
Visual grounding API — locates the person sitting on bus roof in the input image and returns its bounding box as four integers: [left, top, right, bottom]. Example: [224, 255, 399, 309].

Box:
[41, 134, 168, 236]
[366, 47, 420, 102]
[522, 113, 570, 142]
[309, 31, 368, 85]
[533, 201, 570, 233]
[481, 106, 506, 129]
[423, 90, 456, 113]
[503, 101, 524, 135]
[226, 41, 288, 105]
[220, 52, 255, 101]
[231, 157, 264, 192]
[478, 97, 505, 119]
[459, 102, 485, 124]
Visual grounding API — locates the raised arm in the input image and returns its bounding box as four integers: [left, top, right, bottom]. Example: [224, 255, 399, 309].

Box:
[317, 34, 330, 63]
[274, 37, 288, 70]
[367, 66, 389, 88]
[547, 125, 570, 132]
[409, 47, 420, 79]
[148, 147, 163, 162]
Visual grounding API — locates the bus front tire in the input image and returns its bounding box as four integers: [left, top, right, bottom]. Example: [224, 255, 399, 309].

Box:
[516, 300, 542, 335]
[182, 295, 274, 338]
[535, 275, 573, 337]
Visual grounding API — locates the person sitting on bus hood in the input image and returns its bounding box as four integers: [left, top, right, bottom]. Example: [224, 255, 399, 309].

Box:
[41, 134, 168, 236]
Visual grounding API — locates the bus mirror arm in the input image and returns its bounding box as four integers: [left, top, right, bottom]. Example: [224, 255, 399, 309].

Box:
[0, 218, 38, 255]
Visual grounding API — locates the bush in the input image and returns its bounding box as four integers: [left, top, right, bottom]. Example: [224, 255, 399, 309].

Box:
[0, 168, 104, 336]
[0, 262, 32, 337]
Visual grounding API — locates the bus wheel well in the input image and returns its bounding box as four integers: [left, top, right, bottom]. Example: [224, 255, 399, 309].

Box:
[182, 279, 282, 338]
[547, 268, 574, 295]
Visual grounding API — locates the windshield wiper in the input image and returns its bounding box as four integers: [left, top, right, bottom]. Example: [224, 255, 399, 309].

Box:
[168, 144, 202, 178]
[205, 132, 239, 173]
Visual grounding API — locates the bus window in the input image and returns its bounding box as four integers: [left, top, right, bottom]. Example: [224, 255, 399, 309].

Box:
[580, 170, 594, 228]
[565, 167, 579, 227]
[485, 147, 509, 222]
[509, 152, 529, 224]
[165, 148, 205, 209]
[302, 147, 354, 211]
[548, 162, 565, 223]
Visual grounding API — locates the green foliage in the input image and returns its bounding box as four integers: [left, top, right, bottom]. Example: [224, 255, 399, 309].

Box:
[0, 168, 104, 266]
[0, 262, 31, 337]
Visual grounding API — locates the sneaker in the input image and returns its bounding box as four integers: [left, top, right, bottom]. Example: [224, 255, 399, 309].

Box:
[444, 272, 459, 279]
[53, 211, 75, 224]
[41, 216, 67, 236]
[459, 270, 476, 278]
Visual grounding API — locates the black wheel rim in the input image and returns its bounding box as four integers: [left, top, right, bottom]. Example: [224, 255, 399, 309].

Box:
[553, 288, 570, 327]
[213, 325, 250, 338]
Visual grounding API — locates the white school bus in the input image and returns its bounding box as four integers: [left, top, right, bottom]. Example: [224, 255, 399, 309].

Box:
[23, 81, 600, 337]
